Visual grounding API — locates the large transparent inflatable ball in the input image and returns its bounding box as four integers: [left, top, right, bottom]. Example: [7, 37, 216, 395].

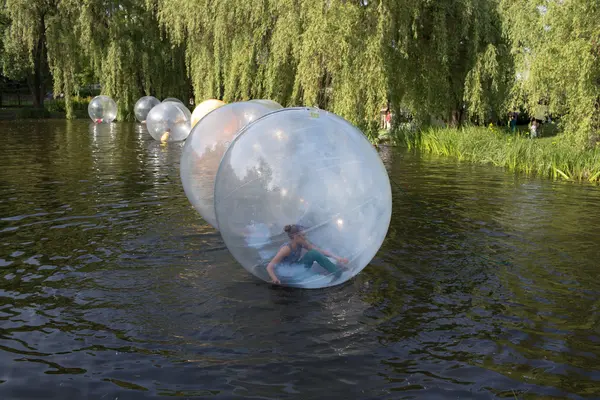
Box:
[134, 96, 160, 123]
[88, 95, 117, 123]
[213, 107, 392, 289]
[191, 99, 226, 128]
[146, 102, 192, 142]
[180, 101, 282, 229]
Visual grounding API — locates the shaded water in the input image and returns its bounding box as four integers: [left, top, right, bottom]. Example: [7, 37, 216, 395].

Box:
[1, 120, 599, 399]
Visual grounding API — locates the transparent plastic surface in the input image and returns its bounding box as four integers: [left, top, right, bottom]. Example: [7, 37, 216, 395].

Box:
[180, 101, 282, 229]
[191, 99, 226, 127]
[249, 99, 282, 109]
[214, 108, 392, 288]
[163, 97, 183, 104]
[134, 96, 160, 123]
[146, 102, 192, 142]
[88, 95, 117, 123]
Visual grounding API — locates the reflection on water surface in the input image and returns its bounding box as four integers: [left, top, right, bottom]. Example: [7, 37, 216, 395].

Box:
[0, 121, 599, 399]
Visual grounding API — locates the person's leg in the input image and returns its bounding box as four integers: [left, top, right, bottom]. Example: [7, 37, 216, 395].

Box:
[299, 250, 338, 273]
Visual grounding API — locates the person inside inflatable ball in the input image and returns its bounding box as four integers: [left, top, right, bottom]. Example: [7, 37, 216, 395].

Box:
[266, 224, 349, 285]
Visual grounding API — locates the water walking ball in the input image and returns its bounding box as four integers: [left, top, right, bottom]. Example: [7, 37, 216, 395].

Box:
[88, 95, 117, 124]
[146, 102, 192, 142]
[180, 101, 282, 229]
[213, 107, 392, 289]
[191, 99, 226, 128]
[134, 96, 160, 123]
[163, 97, 183, 104]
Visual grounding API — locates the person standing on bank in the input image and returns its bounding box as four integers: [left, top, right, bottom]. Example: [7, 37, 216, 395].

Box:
[509, 112, 517, 133]
[530, 118, 539, 138]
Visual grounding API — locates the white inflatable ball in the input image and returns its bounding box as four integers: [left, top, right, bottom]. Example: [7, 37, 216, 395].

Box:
[134, 96, 160, 123]
[146, 102, 192, 142]
[213, 107, 392, 289]
[88, 95, 117, 123]
[180, 101, 282, 229]
[191, 99, 226, 128]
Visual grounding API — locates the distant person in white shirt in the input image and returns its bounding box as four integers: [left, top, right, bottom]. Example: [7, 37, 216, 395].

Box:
[530, 119, 539, 138]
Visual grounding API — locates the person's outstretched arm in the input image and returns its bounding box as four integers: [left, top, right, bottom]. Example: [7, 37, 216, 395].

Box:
[266, 246, 290, 284]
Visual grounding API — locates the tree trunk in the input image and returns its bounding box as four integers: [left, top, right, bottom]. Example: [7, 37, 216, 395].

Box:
[137, 72, 146, 96]
[317, 69, 332, 109]
[26, 74, 38, 107]
[30, 13, 48, 108]
[450, 108, 463, 128]
[30, 48, 43, 108]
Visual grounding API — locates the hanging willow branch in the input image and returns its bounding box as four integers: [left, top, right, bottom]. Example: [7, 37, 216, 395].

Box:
[3, 0, 517, 139]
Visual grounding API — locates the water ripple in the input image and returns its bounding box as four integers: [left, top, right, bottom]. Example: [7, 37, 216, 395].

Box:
[0, 123, 599, 398]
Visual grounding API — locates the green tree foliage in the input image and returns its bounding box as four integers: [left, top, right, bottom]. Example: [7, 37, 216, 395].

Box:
[54, 0, 189, 119]
[0, 9, 7, 54]
[151, 0, 388, 136]
[500, 0, 600, 148]
[2, 0, 55, 107]
[386, 0, 512, 127]
[153, 0, 511, 133]
[1, 0, 188, 119]
[1, 0, 597, 148]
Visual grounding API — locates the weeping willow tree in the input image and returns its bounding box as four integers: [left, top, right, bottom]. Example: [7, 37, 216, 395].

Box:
[0, 9, 8, 62]
[500, 0, 600, 148]
[386, 0, 512, 127]
[154, 0, 511, 133]
[3, 0, 514, 131]
[1, 0, 188, 119]
[151, 0, 388, 137]
[56, 0, 189, 119]
[1, 0, 55, 107]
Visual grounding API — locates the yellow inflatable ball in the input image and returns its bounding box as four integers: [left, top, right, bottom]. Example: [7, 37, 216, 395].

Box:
[191, 99, 226, 128]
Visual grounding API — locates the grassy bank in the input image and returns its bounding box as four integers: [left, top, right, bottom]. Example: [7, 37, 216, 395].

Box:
[0, 97, 91, 120]
[388, 126, 600, 183]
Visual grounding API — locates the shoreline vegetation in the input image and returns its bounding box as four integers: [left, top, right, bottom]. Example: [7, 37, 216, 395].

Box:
[0, 96, 102, 120]
[383, 125, 600, 184]
[2, 0, 599, 190]
[4, 106, 599, 184]
[2, 1, 599, 147]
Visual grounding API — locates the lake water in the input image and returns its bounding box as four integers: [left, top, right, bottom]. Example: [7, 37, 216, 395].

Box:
[1, 120, 599, 399]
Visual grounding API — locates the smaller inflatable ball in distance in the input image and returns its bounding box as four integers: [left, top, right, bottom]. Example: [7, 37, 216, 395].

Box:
[191, 99, 226, 128]
[163, 97, 183, 104]
[213, 107, 393, 289]
[180, 101, 282, 229]
[146, 102, 192, 142]
[134, 96, 160, 123]
[88, 95, 117, 123]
